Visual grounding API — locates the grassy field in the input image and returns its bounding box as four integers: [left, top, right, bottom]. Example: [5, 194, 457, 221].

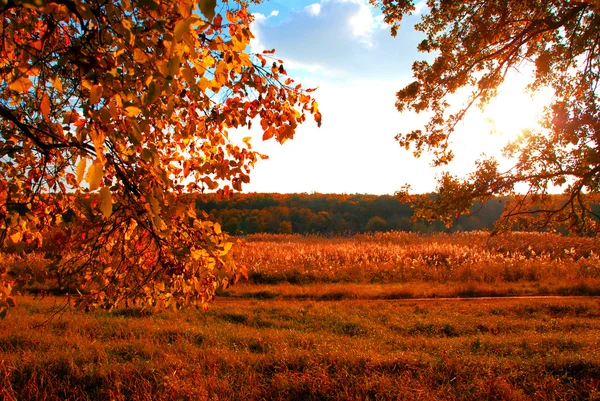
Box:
[2, 231, 600, 400]
[2, 296, 600, 400]
[225, 231, 600, 300]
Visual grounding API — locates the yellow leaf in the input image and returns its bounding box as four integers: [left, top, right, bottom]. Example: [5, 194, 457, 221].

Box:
[18, 65, 39, 76]
[214, 222, 222, 235]
[168, 54, 181, 77]
[147, 195, 160, 217]
[153, 215, 167, 232]
[76, 158, 87, 184]
[8, 77, 32, 93]
[90, 126, 105, 154]
[214, 60, 228, 85]
[9, 231, 22, 244]
[181, 65, 195, 85]
[125, 106, 141, 117]
[40, 93, 50, 118]
[90, 84, 103, 105]
[99, 186, 113, 218]
[63, 110, 80, 124]
[174, 16, 196, 42]
[85, 160, 103, 191]
[191, 249, 202, 260]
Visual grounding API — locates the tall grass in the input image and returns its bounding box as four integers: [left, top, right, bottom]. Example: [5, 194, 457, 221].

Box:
[2, 232, 600, 399]
[229, 232, 600, 298]
[1, 296, 599, 400]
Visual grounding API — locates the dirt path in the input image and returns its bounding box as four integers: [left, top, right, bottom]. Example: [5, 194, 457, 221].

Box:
[215, 294, 600, 304]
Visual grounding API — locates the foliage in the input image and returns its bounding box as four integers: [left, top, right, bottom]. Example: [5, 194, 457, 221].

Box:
[365, 215, 388, 232]
[373, 0, 600, 234]
[196, 192, 508, 234]
[0, 0, 321, 312]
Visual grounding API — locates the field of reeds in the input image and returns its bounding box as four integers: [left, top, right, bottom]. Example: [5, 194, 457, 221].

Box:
[2, 231, 600, 400]
[226, 231, 600, 299]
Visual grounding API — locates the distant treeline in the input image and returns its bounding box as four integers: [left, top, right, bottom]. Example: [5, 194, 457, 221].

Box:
[195, 193, 506, 234]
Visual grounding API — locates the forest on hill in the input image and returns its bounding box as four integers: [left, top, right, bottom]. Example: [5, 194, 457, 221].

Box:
[195, 193, 506, 234]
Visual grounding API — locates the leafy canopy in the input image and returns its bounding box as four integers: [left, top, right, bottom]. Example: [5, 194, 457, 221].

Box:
[373, 0, 600, 234]
[0, 0, 321, 313]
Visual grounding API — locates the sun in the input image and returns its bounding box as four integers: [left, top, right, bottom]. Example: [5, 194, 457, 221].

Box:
[482, 80, 546, 141]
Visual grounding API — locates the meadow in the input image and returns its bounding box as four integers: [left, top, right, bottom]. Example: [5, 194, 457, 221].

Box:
[228, 231, 600, 299]
[2, 231, 600, 400]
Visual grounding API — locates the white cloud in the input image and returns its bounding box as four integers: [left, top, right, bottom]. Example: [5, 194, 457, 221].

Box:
[306, 3, 321, 16]
[348, 2, 374, 42]
[249, 0, 424, 79]
[373, 14, 389, 29]
[414, 1, 428, 15]
[282, 58, 337, 76]
[252, 12, 267, 23]
[237, 0, 466, 194]
[250, 10, 282, 53]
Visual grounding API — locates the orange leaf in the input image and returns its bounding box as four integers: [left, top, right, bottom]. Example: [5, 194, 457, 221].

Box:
[213, 14, 223, 29]
[125, 106, 141, 117]
[90, 85, 103, 105]
[8, 77, 32, 93]
[40, 93, 50, 118]
[73, 118, 86, 127]
[262, 126, 275, 141]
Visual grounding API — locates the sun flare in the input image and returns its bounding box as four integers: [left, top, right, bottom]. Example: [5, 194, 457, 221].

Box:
[482, 81, 546, 141]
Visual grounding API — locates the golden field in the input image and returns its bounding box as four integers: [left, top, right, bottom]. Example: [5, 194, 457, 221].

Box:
[2, 231, 600, 400]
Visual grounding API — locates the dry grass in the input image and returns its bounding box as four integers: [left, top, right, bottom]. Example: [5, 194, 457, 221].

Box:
[228, 232, 600, 298]
[1, 296, 600, 400]
[2, 231, 600, 399]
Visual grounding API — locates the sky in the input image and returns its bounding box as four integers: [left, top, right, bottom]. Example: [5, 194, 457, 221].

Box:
[229, 0, 548, 195]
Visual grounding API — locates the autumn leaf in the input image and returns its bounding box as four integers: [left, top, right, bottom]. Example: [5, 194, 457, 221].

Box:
[125, 106, 141, 117]
[198, 0, 217, 22]
[168, 54, 181, 76]
[133, 48, 148, 63]
[40, 93, 50, 118]
[99, 186, 113, 218]
[50, 75, 63, 92]
[85, 160, 103, 191]
[90, 85, 103, 105]
[174, 16, 197, 41]
[76, 158, 87, 184]
[0, 0, 321, 313]
[8, 77, 32, 93]
[214, 60, 229, 85]
[262, 126, 275, 141]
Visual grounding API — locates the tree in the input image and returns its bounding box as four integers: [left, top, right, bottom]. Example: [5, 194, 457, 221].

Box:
[365, 216, 387, 232]
[0, 0, 321, 313]
[373, 0, 600, 234]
